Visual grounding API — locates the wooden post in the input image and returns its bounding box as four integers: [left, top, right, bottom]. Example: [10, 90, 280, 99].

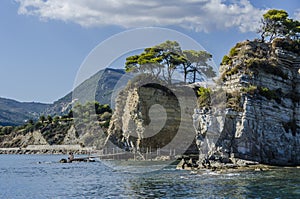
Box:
[134, 149, 136, 161]
[146, 147, 149, 160]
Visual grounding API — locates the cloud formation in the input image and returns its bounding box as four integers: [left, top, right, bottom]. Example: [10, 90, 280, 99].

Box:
[16, 0, 266, 32]
[294, 10, 300, 21]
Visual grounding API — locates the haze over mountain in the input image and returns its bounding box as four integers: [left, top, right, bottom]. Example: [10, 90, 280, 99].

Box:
[0, 98, 49, 126]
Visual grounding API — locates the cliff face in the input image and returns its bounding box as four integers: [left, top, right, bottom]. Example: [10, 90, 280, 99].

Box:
[0, 122, 107, 150]
[107, 78, 198, 155]
[108, 39, 300, 166]
[0, 130, 48, 148]
[195, 39, 300, 165]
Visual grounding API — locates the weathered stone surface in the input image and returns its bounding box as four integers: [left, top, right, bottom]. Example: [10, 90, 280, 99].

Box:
[0, 130, 48, 148]
[196, 40, 300, 166]
[107, 81, 198, 155]
[107, 39, 300, 166]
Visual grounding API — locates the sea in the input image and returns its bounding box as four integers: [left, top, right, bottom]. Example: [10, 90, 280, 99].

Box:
[0, 155, 300, 199]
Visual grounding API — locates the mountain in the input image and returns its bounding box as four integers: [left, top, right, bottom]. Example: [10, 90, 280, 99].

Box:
[44, 68, 130, 115]
[0, 98, 49, 126]
[0, 68, 130, 126]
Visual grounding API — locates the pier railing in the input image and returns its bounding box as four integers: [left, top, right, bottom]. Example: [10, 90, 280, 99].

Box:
[96, 147, 178, 161]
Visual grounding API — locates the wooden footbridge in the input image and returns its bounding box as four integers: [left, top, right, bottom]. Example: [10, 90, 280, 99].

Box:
[87, 148, 178, 161]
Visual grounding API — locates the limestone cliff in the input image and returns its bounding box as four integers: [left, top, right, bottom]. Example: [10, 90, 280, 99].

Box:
[107, 76, 198, 156]
[0, 121, 108, 150]
[195, 39, 300, 166]
[107, 39, 300, 166]
[0, 130, 48, 148]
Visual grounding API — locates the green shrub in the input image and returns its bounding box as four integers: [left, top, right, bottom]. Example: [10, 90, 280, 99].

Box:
[245, 58, 288, 79]
[221, 55, 232, 65]
[0, 126, 14, 135]
[100, 112, 112, 121]
[24, 123, 34, 133]
[226, 65, 240, 76]
[229, 47, 239, 57]
[197, 87, 211, 107]
[226, 91, 242, 111]
[34, 122, 43, 130]
[241, 85, 257, 94]
[272, 38, 300, 55]
[100, 120, 110, 128]
[258, 86, 281, 103]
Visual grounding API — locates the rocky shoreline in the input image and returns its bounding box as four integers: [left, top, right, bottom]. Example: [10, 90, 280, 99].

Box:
[1, 147, 300, 173]
[177, 157, 300, 173]
[0, 145, 96, 155]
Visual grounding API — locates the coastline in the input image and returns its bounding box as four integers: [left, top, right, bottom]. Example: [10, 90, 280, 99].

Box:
[176, 157, 300, 173]
[2, 147, 300, 173]
[0, 145, 96, 155]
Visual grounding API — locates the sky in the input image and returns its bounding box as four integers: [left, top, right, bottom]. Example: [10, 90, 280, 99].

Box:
[0, 0, 299, 103]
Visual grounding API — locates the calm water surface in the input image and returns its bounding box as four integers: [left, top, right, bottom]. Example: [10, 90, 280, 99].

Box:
[0, 155, 300, 198]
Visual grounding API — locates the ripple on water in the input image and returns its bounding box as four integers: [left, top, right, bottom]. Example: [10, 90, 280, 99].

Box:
[1, 155, 300, 198]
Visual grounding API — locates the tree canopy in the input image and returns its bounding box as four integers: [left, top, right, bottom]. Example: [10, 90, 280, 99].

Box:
[182, 50, 214, 83]
[125, 40, 215, 84]
[259, 9, 300, 41]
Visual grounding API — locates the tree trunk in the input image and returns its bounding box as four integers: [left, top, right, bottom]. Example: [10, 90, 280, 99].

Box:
[184, 67, 187, 83]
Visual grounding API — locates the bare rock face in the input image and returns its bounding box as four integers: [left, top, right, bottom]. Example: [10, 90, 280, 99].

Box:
[107, 80, 198, 155]
[0, 130, 48, 148]
[195, 39, 300, 166]
[107, 39, 300, 166]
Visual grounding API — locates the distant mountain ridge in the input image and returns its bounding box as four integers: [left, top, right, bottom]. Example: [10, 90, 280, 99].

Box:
[0, 68, 129, 126]
[0, 98, 49, 126]
[44, 68, 128, 116]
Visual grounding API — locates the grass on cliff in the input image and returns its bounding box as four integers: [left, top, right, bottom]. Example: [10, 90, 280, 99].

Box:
[196, 87, 212, 107]
[272, 38, 300, 55]
[241, 85, 282, 104]
[226, 91, 243, 112]
[220, 40, 290, 81]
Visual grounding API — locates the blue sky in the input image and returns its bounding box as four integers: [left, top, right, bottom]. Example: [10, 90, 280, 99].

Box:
[0, 0, 299, 103]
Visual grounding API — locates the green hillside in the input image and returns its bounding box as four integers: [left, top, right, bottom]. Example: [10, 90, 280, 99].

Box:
[0, 68, 129, 126]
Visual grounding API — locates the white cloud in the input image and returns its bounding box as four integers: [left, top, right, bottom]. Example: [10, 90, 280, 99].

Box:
[294, 9, 300, 21]
[15, 0, 266, 32]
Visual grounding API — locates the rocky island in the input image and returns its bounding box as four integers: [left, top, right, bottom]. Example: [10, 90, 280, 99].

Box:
[105, 39, 300, 170]
[105, 9, 300, 169]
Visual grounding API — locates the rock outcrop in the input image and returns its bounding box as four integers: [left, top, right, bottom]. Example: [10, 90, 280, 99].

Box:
[107, 77, 199, 156]
[0, 122, 108, 150]
[107, 39, 300, 166]
[0, 130, 48, 148]
[195, 39, 300, 166]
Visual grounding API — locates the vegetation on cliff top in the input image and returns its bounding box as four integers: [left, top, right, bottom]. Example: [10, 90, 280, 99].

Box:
[221, 9, 299, 64]
[218, 9, 300, 112]
[258, 9, 300, 42]
[125, 40, 216, 84]
[220, 9, 299, 83]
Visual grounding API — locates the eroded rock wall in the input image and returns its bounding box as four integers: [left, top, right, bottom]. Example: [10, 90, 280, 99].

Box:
[107, 83, 198, 154]
[195, 40, 300, 165]
[107, 40, 300, 166]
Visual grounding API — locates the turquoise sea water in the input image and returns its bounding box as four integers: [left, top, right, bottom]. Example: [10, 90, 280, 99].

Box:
[0, 155, 300, 198]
